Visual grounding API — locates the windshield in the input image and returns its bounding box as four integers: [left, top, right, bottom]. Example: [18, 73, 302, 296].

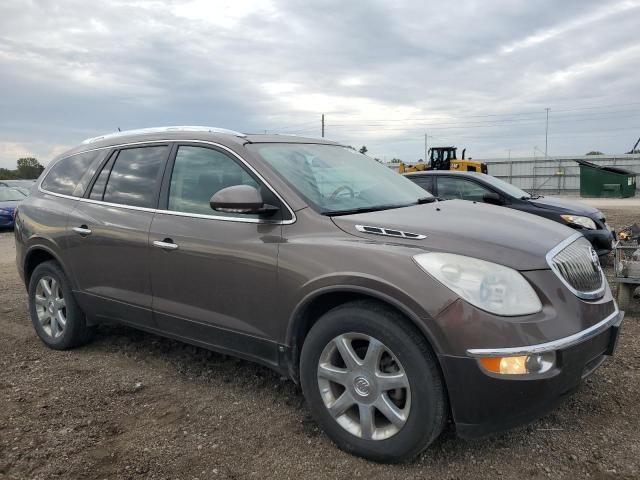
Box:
[248, 144, 433, 214]
[476, 174, 532, 199]
[0, 187, 27, 202]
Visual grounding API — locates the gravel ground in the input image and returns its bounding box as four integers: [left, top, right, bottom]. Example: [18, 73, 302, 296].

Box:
[1, 207, 639, 480]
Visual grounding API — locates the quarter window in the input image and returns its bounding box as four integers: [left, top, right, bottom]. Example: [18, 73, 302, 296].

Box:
[168, 146, 259, 216]
[100, 146, 168, 208]
[41, 151, 102, 196]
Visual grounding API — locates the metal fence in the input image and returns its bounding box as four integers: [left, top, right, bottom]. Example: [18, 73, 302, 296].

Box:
[479, 154, 640, 193]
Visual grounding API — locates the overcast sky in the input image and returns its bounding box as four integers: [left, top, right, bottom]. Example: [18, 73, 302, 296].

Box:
[1, 0, 639, 168]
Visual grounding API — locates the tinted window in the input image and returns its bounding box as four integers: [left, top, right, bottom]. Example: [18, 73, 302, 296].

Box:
[41, 151, 101, 196]
[410, 176, 434, 194]
[102, 146, 167, 208]
[89, 156, 116, 201]
[437, 176, 492, 202]
[168, 146, 259, 216]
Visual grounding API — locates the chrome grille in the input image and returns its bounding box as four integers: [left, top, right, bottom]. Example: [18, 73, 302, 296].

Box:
[547, 234, 605, 299]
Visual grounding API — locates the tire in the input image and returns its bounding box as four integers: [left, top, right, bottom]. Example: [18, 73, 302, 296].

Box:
[28, 260, 92, 350]
[300, 300, 447, 463]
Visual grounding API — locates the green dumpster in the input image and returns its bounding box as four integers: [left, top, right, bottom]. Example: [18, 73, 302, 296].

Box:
[576, 159, 637, 198]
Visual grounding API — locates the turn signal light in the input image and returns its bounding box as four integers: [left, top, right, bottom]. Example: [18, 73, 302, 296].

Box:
[479, 352, 555, 375]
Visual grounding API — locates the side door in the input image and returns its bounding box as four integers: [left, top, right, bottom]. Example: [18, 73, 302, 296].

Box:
[435, 176, 497, 203]
[66, 144, 171, 328]
[149, 143, 288, 365]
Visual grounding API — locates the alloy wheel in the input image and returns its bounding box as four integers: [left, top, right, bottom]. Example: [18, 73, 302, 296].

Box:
[34, 275, 67, 338]
[317, 332, 411, 441]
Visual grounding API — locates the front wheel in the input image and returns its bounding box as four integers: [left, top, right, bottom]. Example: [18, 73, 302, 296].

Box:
[300, 301, 447, 462]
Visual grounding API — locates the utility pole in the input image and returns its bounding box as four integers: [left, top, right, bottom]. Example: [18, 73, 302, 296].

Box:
[321, 114, 325, 138]
[424, 133, 428, 163]
[544, 108, 550, 158]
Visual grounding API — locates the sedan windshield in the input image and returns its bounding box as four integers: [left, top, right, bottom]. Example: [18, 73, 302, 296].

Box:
[0, 187, 26, 202]
[248, 144, 433, 214]
[477, 174, 533, 199]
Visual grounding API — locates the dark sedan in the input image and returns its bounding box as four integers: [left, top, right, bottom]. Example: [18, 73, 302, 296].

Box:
[406, 171, 614, 256]
[0, 186, 27, 229]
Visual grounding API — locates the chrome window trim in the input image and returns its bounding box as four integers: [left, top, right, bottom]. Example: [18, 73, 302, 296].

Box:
[38, 139, 297, 225]
[467, 306, 622, 357]
[545, 232, 606, 300]
[80, 197, 158, 213]
[154, 209, 285, 224]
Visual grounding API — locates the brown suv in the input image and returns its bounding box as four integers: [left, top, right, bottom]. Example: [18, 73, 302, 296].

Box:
[15, 127, 623, 462]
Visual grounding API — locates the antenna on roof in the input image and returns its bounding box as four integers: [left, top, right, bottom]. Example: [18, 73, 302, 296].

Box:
[117, 127, 121, 132]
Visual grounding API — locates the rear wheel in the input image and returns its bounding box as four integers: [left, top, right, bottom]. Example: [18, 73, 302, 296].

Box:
[28, 261, 92, 350]
[300, 300, 447, 462]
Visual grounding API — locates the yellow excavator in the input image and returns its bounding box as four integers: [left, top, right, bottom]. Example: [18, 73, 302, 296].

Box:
[398, 147, 488, 174]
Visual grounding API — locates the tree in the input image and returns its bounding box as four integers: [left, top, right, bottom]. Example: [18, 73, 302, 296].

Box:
[359, 146, 368, 155]
[0, 168, 19, 180]
[16, 157, 44, 179]
[585, 151, 604, 156]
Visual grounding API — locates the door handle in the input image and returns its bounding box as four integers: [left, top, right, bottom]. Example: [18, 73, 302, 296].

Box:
[72, 225, 92, 236]
[153, 239, 179, 251]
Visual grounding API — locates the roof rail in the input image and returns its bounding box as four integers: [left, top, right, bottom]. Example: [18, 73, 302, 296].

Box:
[81, 126, 246, 144]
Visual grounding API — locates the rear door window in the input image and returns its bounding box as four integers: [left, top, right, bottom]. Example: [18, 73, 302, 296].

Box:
[100, 146, 168, 208]
[88, 155, 116, 201]
[41, 151, 103, 196]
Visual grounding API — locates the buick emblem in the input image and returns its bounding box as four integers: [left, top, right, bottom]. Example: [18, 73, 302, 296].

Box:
[353, 376, 372, 397]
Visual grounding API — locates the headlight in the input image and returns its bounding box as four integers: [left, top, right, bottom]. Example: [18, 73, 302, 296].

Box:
[560, 214, 596, 229]
[413, 253, 542, 316]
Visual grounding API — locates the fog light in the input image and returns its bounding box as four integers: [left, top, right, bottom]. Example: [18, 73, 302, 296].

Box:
[479, 352, 555, 375]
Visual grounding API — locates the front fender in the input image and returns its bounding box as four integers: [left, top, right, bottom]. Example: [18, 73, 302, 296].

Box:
[286, 272, 450, 355]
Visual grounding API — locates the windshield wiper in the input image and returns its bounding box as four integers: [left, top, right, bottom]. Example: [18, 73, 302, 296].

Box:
[321, 204, 407, 216]
[417, 197, 437, 204]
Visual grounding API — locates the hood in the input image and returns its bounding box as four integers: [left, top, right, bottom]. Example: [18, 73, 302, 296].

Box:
[0, 200, 20, 210]
[527, 196, 600, 217]
[332, 200, 576, 270]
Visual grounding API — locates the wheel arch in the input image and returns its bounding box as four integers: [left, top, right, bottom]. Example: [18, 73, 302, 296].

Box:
[23, 243, 71, 289]
[285, 285, 443, 383]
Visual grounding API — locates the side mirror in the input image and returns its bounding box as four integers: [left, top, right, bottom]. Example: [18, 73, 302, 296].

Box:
[483, 192, 504, 205]
[210, 185, 279, 216]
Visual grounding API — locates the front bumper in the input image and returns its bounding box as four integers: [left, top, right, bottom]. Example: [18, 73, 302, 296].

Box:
[581, 228, 614, 256]
[441, 308, 624, 439]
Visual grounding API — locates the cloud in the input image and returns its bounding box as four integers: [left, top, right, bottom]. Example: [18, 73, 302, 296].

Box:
[0, 0, 639, 167]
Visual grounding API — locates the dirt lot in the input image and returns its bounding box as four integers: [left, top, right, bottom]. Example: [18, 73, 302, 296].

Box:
[1, 208, 639, 480]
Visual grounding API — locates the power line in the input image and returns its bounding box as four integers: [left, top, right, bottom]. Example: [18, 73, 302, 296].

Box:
[321, 101, 640, 122]
[268, 106, 640, 136]
[323, 109, 640, 129]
